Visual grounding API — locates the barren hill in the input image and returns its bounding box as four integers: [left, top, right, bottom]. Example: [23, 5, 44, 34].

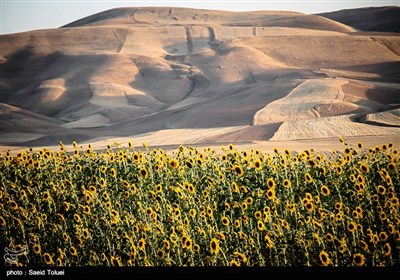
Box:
[318, 6, 400, 33]
[1, 7, 399, 152]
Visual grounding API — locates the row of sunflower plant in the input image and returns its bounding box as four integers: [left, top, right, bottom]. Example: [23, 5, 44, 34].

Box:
[0, 138, 399, 266]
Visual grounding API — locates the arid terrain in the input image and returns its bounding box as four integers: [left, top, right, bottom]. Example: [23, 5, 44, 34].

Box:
[1, 6, 399, 153]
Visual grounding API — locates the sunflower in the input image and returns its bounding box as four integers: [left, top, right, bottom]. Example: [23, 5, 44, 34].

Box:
[280, 219, 289, 230]
[285, 203, 295, 213]
[355, 206, 363, 217]
[189, 209, 197, 218]
[265, 178, 275, 189]
[197, 228, 207, 239]
[234, 219, 241, 229]
[233, 251, 248, 263]
[110, 168, 117, 178]
[72, 213, 81, 224]
[254, 211, 262, 220]
[167, 159, 178, 169]
[359, 163, 369, 173]
[357, 174, 365, 184]
[383, 243, 391, 256]
[325, 233, 334, 243]
[82, 228, 90, 239]
[83, 205, 91, 215]
[231, 182, 239, 193]
[53, 257, 62, 267]
[221, 216, 230, 227]
[63, 233, 70, 243]
[99, 178, 106, 188]
[257, 220, 265, 231]
[99, 192, 109, 202]
[308, 159, 317, 167]
[321, 185, 330, 196]
[139, 168, 148, 178]
[358, 240, 368, 251]
[152, 184, 162, 194]
[110, 210, 120, 224]
[0, 216, 6, 227]
[379, 231, 388, 241]
[86, 185, 96, 194]
[74, 236, 83, 247]
[319, 251, 331, 266]
[380, 168, 389, 178]
[377, 185, 386, 195]
[305, 173, 313, 183]
[185, 160, 193, 168]
[9, 200, 18, 211]
[264, 234, 274, 249]
[187, 184, 195, 194]
[394, 231, 400, 241]
[69, 246, 78, 256]
[387, 224, 395, 235]
[347, 221, 357, 232]
[335, 202, 343, 211]
[230, 259, 240, 266]
[161, 240, 170, 251]
[216, 232, 226, 240]
[266, 188, 275, 200]
[353, 253, 365, 266]
[184, 238, 193, 250]
[282, 179, 291, 188]
[157, 249, 165, 259]
[238, 231, 246, 240]
[254, 160, 262, 170]
[98, 165, 107, 174]
[233, 165, 243, 176]
[111, 256, 122, 266]
[352, 210, 360, 219]
[41, 213, 47, 222]
[99, 252, 108, 263]
[146, 207, 153, 216]
[305, 202, 315, 212]
[388, 162, 396, 170]
[33, 244, 41, 255]
[182, 217, 190, 227]
[43, 253, 53, 265]
[74, 163, 83, 172]
[245, 197, 253, 205]
[31, 159, 39, 168]
[210, 238, 220, 255]
[138, 238, 146, 251]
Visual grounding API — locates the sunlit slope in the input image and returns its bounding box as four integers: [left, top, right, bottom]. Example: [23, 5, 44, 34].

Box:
[0, 7, 399, 147]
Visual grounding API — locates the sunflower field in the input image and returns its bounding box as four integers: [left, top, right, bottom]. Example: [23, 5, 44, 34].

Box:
[1, 139, 399, 267]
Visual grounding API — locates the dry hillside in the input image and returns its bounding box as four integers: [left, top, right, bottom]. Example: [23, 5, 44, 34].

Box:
[1, 6, 399, 152]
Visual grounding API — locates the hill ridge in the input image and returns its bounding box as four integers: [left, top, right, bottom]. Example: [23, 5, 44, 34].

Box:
[1, 6, 399, 151]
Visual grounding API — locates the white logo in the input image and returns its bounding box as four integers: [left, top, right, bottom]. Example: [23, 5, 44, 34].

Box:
[4, 245, 29, 265]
